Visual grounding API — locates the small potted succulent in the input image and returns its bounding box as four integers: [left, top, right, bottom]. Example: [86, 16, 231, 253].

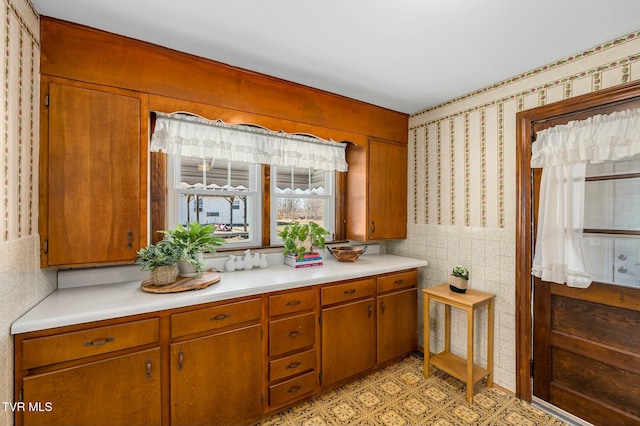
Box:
[449, 265, 470, 293]
[160, 222, 225, 277]
[135, 240, 183, 285]
[278, 221, 330, 260]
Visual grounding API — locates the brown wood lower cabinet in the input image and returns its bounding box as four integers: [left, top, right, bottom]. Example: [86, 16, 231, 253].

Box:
[321, 297, 376, 387]
[15, 269, 419, 425]
[170, 324, 262, 426]
[377, 270, 418, 365]
[23, 348, 161, 426]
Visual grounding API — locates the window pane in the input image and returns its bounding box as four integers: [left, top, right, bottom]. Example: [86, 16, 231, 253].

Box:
[275, 197, 326, 233]
[178, 193, 252, 244]
[179, 158, 251, 191]
[583, 235, 640, 287]
[275, 167, 325, 194]
[584, 177, 640, 230]
[586, 156, 640, 177]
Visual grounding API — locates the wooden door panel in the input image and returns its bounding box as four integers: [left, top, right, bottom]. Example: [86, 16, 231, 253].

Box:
[377, 288, 417, 364]
[552, 347, 640, 420]
[534, 281, 640, 425]
[551, 295, 640, 352]
[321, 298, 375, 386]
[23, 349, 161, 426]
[170, 324, 262, 426]
[550, 383, 640, 426]
[47, 82, 141, 266]
[368, 140, 407, 240]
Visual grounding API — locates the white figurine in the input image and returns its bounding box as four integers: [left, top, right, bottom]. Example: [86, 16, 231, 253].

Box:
[225, 255, 236, 272]
[243, 249, 253, 271]
[258, 253, 269, 269]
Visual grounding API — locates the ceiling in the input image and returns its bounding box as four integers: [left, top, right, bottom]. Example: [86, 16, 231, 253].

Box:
[32, 0, 640, 114]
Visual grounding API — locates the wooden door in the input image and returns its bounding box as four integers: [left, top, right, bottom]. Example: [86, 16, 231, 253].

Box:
[526, 96, 640, 425]
[321, 298, 375, 386]
[23, 349, 161, 426]
[533, 280, 640, 425]
[368, 139, 407, 239]
[377, 288, 417, 364]
[44, 81, 144, 266]
[170, 324, 262, 426]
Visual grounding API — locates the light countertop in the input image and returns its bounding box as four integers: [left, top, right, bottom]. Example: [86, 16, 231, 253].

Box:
[12, 254, 428, 335]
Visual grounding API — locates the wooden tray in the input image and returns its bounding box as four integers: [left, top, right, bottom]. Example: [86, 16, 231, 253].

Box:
[141, 271, 221, 293]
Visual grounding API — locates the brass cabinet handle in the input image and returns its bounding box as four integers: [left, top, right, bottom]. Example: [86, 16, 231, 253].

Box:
[344, 289, 356, 295]
[286, 331, 301, 338]
[381, 301, 386, 315]
[285, 300, 302, 306]
[286, 361, 302, 369]
[84, 336, 114, 347]
[178, 350, 184, 370]
[146, 357, 152, 379]
[368, 304, 372, 318]
[127, 231, 133, 249]
[370, 221, 376, 234]
[287, 385, 302, 393]
[394, 279, 404, 284]
[210, 313, 230, 321]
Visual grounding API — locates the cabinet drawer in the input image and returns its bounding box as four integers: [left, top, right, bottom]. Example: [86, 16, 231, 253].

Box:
[269, 288, 317, 317]
[172, 298, 262, 338]
[269, 371, 316, 407]
[321, 278, 375, 306]
[22, 318, 159, 369]
[269, 349, 316, 382]
[269, 312, 315, 357]
[377, 270, 417, 293]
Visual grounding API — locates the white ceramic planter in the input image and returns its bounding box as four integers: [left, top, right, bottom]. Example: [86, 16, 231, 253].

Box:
[449, 275, 468, 293]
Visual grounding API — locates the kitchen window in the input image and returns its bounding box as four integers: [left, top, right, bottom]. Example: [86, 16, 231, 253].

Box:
[167, 156, 261, 248]
[271, 166, 335, 245]
[153, 111, 348, 250]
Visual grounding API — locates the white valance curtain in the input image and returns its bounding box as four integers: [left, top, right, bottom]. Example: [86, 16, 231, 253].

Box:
[150, 112, 348, 172]
[531, 108, 640, 288]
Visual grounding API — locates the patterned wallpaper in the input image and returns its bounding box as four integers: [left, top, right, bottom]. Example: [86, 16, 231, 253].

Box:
[1, 0, 38, 241]
[408, 31, 640, 230]
[389, 29, 640, 392]
[0, 2, 55, 426]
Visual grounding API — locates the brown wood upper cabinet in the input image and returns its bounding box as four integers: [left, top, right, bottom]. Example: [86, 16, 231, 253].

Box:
[39, 78, 148, 267]
[346, 139, 408, 241]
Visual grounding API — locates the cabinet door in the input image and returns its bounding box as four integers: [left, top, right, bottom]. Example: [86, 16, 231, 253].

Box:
[321, 298, 375, 387]
[171, 324, 262, 426]
[368, 140, 407, 240]
[377, 288, 417, 364]
[23, 348, 161, 426]
[44, 82, 144, 266]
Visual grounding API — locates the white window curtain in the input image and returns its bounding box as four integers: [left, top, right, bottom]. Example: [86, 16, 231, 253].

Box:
[531, 108, 640, 288]
[150, 112, 348, 172]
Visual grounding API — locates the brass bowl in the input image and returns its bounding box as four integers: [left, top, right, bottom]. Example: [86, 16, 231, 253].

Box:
[327, 245, 367, 262]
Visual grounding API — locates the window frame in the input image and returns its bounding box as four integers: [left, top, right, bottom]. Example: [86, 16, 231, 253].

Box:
[150, 152, 346, 249]
[269, 165, 336, 246]
[166, 155, 262, 249]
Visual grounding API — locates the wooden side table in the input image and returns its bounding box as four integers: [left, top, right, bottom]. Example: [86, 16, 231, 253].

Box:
[422, 283, 495, 403]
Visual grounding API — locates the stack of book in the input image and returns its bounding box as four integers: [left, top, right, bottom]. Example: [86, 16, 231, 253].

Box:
[284, 252, 323, 268]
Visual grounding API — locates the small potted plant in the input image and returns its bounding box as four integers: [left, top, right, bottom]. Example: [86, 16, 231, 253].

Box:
[135, 240, 183, 285]
[449, 265, 470, 293]
[160, 222, 225, 277]
[278, 221, 330, 260]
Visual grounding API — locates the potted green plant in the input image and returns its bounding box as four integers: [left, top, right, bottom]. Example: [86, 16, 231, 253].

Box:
[278, 221, 330, 260]
[449, 265, 470, 293]
[160, 222, 225, 277]
[135, 240, 183, 285]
